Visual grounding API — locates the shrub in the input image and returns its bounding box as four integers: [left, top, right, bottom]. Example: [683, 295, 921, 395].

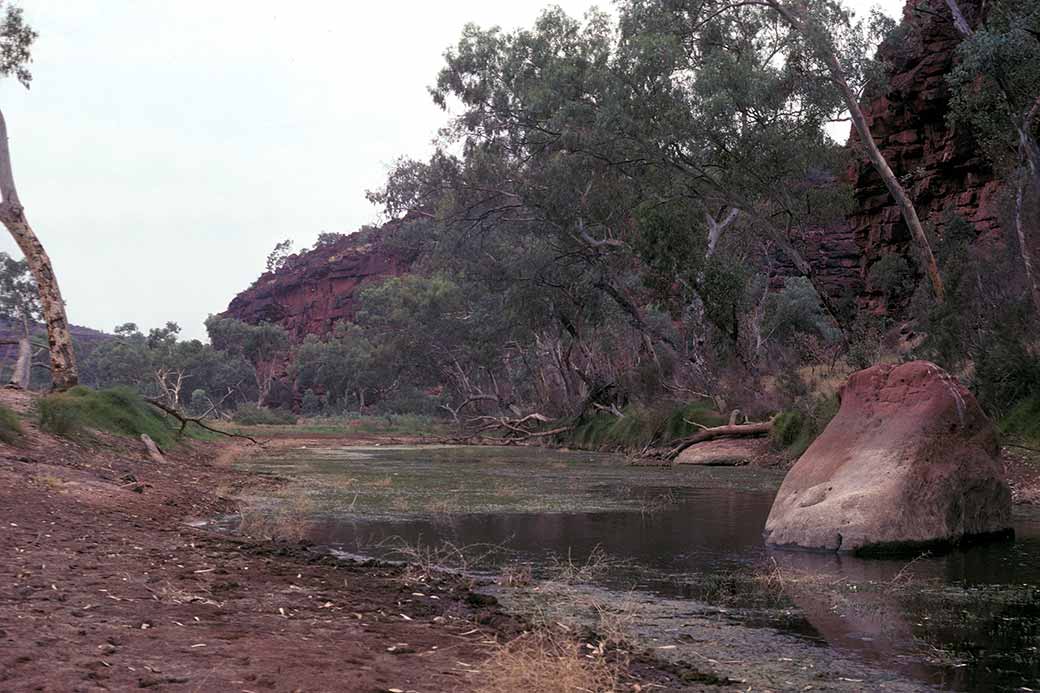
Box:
[1000, 395, 1040, 445]
[39, 386, 178, 447]
[567, 400, 725, 451]
[231, 403, 297, 426]
[0, 403, 25, 445]
[972, 328, 1040, 418]
[770, 396, 838, 460]
[868, 254, 914, 300]
[300, 389, 324, 416]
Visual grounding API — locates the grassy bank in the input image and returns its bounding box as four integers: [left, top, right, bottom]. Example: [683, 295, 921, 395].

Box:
[38, 386, 201, 448]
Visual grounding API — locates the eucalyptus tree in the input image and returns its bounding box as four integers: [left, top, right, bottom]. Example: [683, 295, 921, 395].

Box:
[749, 0, 945, 302]
[946, 0, 1040, 312]
[291, 321, 375, 410]
[204, 316, 290, 406]
[0, 2, 78, 388]
[0, 250, 39, 387]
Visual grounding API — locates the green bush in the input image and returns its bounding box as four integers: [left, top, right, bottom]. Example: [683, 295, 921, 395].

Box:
[868, 255, 914, 300]
[0, 403, 25, 445]
[39, 386, 178, 447]
[1000, 395, 1040, 446]
[566, 401, 726, 451]
[972, 328, 1040, 418]
[770, 396, 838, 460]
[231, 403, 297, 426]
[770, 410, 805, 449]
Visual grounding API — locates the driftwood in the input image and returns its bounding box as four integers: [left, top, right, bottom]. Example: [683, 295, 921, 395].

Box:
[140, 434, 166, 463]
[468, 412, 574, 442]
[440, 394, 500, 423]
[145, 398, 265, 446]
[664, 418, 774, 460]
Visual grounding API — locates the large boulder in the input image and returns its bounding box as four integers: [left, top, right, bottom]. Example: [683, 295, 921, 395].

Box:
[764, 361, 1011, 554]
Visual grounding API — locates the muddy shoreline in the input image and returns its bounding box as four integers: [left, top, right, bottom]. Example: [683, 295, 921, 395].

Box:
[3, 404, 1039, 692]
[0, 421, 718, 692]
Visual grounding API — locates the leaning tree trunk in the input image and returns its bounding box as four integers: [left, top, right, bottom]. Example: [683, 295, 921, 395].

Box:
[9, 311, 31, 389]
[765, 0, 945, 303]
[0, 109, 78, 390]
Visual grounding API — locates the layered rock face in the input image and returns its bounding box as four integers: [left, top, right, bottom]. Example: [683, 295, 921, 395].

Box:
[774, 0, 1001, 317]
[764, 361, 1011, 553]
[224, 221, 418, 339]
[848, 0, 999, 314]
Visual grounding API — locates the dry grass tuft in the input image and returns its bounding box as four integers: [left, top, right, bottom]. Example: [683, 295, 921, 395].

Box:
[238, 490, 315, 542]
[546, 544, 627, 584]
[477, 631, 622, 693]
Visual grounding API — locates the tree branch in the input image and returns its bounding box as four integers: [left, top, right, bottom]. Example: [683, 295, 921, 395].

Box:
[144, 397, 265, 446]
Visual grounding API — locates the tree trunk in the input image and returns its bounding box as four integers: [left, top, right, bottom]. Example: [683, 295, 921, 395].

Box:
[0, 109, 78, 390]
[9, 312, 30, 389]
[765, 0, 945, 303]
[1014, 164, 1040, 313]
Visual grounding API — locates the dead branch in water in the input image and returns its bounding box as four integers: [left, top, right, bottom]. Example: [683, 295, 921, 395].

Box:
[144, 397, 265, 446]
[468, 412, 574, 443]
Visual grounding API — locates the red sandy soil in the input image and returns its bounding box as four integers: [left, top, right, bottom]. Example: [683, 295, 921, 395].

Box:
[0, 391, 702, 693]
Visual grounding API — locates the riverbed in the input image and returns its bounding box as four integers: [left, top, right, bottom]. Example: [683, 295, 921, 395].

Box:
[230, 444, 1040, 692]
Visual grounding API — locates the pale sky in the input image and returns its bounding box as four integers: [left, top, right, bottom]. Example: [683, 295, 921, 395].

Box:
[0, 0, 902, 340]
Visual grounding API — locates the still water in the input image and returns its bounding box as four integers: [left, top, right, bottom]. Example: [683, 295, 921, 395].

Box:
[232, 445, 1040, 692]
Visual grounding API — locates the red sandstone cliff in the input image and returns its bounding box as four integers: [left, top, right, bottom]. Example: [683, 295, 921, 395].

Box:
[223, 220, 419, 339]
[848, 0, 999, 313]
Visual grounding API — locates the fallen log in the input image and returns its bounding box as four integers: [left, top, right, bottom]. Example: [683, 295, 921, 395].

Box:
[665, 419, 774, 459]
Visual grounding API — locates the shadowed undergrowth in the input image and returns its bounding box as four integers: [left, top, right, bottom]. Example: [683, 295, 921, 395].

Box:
[0, 402, 25, 445]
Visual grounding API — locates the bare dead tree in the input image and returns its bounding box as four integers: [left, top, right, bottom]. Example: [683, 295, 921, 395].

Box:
[154, 367, 189, 410]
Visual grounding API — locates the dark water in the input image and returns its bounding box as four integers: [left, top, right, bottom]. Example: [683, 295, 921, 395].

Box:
[233, 445, 1040, 692]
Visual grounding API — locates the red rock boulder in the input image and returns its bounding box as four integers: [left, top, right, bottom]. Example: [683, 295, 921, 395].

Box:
[763, 361, 1011, 554]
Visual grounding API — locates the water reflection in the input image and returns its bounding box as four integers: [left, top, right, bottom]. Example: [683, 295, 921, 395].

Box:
[234, 445, 1040, 692]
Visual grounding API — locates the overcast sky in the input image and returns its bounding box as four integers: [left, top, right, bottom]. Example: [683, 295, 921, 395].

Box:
[0, 0, 902, 340]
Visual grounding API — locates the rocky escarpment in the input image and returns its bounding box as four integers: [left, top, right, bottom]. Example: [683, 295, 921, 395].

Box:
[224, 220, 419, 339]
[775, 0, 1000, 319]
[849, 0, 1000, 315]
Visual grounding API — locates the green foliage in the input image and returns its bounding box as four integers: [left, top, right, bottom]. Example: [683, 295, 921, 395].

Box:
[0, 403, 24, 445]
[0, 1, 35, 88]
[770, 410, 806, 449]
[374, 386, 441, 417]
[769, 396, 838, 459]
[231, 404, 297, 426]
[1000, 395, 1040, 445]
[38, 386, 178, 447]
[265, 239, 294, 273]
[0, 251, 40, 325]
[762, 277, 841, 350]
[972, 326, 1040, 417]
[868, 255, 914, 301]
[568, 401, 725, 451]
[291, 321, 375, 409]
[947, 0, 1040, 167]
[300, 389, 324, 416]
[700, 257, 748, 341]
